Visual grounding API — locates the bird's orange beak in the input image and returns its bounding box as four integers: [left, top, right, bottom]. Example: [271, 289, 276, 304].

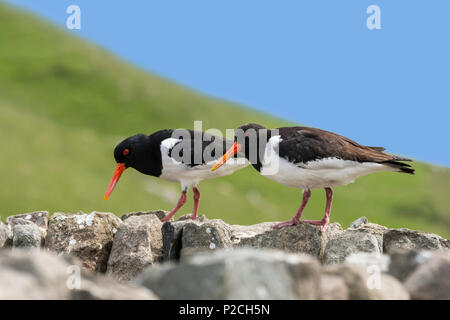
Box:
[211, 141, 241, 171]
[104, 163, 126, 200]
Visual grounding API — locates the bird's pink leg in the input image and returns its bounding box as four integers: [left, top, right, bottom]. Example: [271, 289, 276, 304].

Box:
[192, 187, 201, 220]
[272, 189, 311, 229]
[160, 190, 187, 223]
[300, 187, 333, 232]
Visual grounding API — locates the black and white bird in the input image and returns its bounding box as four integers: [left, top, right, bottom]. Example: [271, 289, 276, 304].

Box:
[212, 123, 414, 232]
[104, 129, 248, 222]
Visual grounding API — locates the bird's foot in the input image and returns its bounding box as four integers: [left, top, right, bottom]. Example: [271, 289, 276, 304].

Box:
[168, 213, 202, 222]
[272, 218, 300, 229]
[300, 218, 330, 232]
[160, 215, 173, 223]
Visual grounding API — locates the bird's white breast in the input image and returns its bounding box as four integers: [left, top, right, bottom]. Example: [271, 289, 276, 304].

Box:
[259, 136, 394, 190]
[159, 138, 248, 190]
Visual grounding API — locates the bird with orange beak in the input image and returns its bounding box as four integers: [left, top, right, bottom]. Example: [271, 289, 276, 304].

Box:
[105, 129, 248, 222]
[212, 123, 414, 232]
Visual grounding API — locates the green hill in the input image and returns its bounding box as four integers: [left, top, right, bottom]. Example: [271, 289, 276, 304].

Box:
[1, 3, 449, 237]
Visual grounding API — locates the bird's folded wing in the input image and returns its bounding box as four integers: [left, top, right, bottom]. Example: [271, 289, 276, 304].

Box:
[277, 126, 398, 166]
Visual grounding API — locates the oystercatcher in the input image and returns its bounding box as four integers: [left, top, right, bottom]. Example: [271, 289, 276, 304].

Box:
[212, 123, 414, 232]
[104, 129, 248, 222]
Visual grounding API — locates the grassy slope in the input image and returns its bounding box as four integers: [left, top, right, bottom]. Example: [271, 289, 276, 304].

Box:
[1, 3, 449, 237]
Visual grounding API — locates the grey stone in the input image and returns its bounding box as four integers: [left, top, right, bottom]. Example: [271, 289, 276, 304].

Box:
[345, 252, 390, 272]
[161, 215, 208, 261]
[162, 221, 186, 261]
[387, 249, 424, 282]
[180, 219, 233, 258]
[383, 228, 447, 253]
[377, 273, 411, 300]
[7, 211, 49, 245]
[348, 222, 387, 252]
[163, 216, 344, 258]
[135, 248, 322, 300]
[121, 210, 168, 221]
[12, 219, 42, 248]
[404, 250, 450, 299]
[107, 215, 163, 281]
[163, 218, 342, 261]
[45, 212, 121, 272]
[229, 222, 275, 244]
[0, 223, 13, 248]
[7, 211, 49, 230]
[323, 230, 381, 265]
[324, 263, 409, 300]
[349, 216, 368, 228]
[442, 239, 450, 249]
[0, 248, 157, 300]
[234, 222, 343, 258]
[319, 274, 349, 300]
[176, 214, 208, 222]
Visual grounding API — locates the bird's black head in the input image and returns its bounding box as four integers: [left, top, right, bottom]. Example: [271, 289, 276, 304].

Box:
[234, 123, 269, 161]
[104, 133, 154, 200]
[113, 133, 150, 168]
[235, 123, 267, 134]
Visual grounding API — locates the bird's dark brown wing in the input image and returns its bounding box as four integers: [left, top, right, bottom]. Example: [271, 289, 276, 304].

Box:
[168, 130, 240, 167]
[276, 126, 410, 165]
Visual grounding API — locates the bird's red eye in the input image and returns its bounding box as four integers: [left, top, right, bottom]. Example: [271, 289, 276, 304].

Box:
[123, 149, 130, 156]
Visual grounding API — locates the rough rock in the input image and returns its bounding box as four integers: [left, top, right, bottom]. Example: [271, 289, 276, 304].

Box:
[162, 217, 343, 260]
[404, 250, 450, 299]
[319, 274, 349, 300]
[324, 263, 409, 300]
[161, 221, 184, 261]
[234, 222, 343, 258]
[0, 248, 157, 300]
[376, 273, 411, 300]
[180, 219, 233, 258]
[387, 249, 424, 281]
[0, 223, 13, 248]
[45, 212, 121, 272]
[349, 216, 368, 228]
[322, 230, 381, 265]
[345, 252, 390, 272]
[6, 211, 49, 231]
[383, 228, 447, 253]
[161, 215, 208, 261]
[348, 220, 387, 250]
[2, 209, 449, 300]
[121, 210, 168, 221]
[12, 219, 42, 248]
[135, 248, 322, 300]
[229, 222, 275, 244]
[7, 211, 49, 244]
[107, 215, 163, 281]
[442, 239, 450, 249]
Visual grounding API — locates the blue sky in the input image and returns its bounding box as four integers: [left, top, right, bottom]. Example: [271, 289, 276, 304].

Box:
[6, 0, 450, 167]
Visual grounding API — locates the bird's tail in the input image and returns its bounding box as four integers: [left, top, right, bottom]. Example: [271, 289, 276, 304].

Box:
[383, 157, 415, 175]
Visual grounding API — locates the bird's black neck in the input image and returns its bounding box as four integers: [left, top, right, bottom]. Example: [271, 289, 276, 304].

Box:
[243, 129, 273, 173]
[130, 129, 173, 177]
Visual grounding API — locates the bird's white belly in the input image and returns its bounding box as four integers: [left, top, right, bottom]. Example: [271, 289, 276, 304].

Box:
[159, 137, 248, 189]
[160, 156, 248, 189]
[259, 137, 393, 190]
